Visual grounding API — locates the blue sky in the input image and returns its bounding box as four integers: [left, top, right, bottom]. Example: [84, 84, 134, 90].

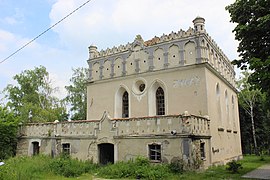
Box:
[0, 0, 239, 101]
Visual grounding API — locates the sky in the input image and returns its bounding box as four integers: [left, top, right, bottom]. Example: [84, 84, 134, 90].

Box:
[0, 0, 239, 102]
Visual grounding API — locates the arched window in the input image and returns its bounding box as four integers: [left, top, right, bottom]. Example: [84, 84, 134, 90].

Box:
[156, 87, 165, 115]
[216, 83, 222, 125]
[122, 91, 129, 118]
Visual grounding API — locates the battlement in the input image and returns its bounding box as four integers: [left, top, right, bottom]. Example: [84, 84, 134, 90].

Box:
[87, 17, 236, 87]
[88, 27, 199, 59]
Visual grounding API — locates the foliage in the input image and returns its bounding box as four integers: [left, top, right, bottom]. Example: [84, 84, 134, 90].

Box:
[97, 156, 170, 179]
[0, 155, 270, 180]
[169, 158, 185, 173]
[226, 160, 243, 173]
[226, 0, 270, 101]
[0, 106, 18, 160]
[236, 71, 270, 155]
[3, 66, 68, 123]
[0, 155, 97, 179]
[48, 154, 97, 177]
[65, 67, 88, 120]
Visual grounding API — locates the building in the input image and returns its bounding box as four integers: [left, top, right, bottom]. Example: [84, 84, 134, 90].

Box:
[17, 17, 242, 168]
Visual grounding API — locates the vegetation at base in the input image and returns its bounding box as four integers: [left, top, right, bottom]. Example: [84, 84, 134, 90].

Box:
[226, 160, 243, 173]
[0, 155, 269, 180]
[97, 156, 171, 179]
[0, 155, 98, 180]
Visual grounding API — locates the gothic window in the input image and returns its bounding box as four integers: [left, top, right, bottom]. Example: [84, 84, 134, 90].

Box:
[156, 87, 165, 115]
[62, 143, 70, 155]
[122, 91, 129, 118]
[149, 144, 161, 162]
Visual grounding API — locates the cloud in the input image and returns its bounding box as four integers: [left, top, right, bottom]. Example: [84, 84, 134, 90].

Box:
[49, 0, 105, 49]
[0, 8, 24, 25]
[48, 0, 238, 58]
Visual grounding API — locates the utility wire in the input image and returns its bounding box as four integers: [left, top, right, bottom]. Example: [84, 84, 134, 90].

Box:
[0, 0, 93, 64]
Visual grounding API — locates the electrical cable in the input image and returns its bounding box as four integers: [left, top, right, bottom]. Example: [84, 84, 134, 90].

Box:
[0, 0, 93, 64]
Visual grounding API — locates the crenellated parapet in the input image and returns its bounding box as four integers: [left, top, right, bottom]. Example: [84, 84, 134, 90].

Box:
[87, 17, 236, 87]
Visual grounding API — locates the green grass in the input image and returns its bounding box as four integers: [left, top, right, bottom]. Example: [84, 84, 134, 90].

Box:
[0, 155, 269, 180]
[170, 155, 270, 180]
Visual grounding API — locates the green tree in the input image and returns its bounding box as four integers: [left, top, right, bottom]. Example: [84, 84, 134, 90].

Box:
[0, 106, 18, 160]
[3, 66, 68, 123]
[226, 0, 270, 100]
[237, 71, 270, 155]
[65, 67, 88, 120]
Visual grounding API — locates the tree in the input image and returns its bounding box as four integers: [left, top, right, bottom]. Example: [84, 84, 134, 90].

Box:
[0, 106, 18, 160]
[3, 66, 68, 123]
[65, 67, 88, 120]
[237, 71, 270, 155]
[226, 0, 270, 100]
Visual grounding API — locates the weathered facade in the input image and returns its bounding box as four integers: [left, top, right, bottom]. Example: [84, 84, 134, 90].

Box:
[17, 17, 242, 168]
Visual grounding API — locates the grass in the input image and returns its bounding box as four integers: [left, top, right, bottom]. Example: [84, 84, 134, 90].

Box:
[0, 155, 269, 180]
[172, 155, 270, 180]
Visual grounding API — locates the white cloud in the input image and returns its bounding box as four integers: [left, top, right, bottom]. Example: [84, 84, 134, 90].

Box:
[0, 30, 16, 52]
[1, 8, 24, 25]
[48, 0, 238, 59]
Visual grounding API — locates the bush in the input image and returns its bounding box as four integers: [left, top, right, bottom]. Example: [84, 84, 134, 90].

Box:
[0, 155, 98, 179]
[97, 156, 170, 179]
[226, 160, 243, 173]
[169, 158, 185, 173]
[0, 155, 51, 180]
[48, 154, 97, 177]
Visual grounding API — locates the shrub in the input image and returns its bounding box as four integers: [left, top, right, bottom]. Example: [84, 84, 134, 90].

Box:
[169, 158, 185, 173]
[0, 155, 98, 179]
[226, 160, 243, 173]
[48, 154, 97, 177]
[97, 156, 170, 179]
[0, 155, 51, 180]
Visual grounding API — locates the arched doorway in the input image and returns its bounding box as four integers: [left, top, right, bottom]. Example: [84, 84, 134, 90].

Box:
[98, 143, 114, 165]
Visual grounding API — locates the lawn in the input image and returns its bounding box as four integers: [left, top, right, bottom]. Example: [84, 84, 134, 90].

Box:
[0, 155, 269, 180]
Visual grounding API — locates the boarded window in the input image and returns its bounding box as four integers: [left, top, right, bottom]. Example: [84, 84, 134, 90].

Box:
[183, 139, 190, 158]
[62, 143, 70, 155]
[156, 87, 165, 115]
[149, 144, 161, 162]
[122, 91, 129, 118]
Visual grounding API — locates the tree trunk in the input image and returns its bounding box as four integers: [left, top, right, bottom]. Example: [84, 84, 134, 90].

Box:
[250, 106, 258, 155]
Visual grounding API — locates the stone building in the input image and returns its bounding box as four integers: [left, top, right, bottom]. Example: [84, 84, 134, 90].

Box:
[17, 17, 242, 168]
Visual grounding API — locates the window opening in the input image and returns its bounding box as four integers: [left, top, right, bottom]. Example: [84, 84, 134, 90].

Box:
[122, 91, 129, 118]
[139, 84, 145, 92]
[156, 87, 165, 115]
[149, 144, 161, 161]
[62, 143, 70, 155]
[200, 142, 206, 159]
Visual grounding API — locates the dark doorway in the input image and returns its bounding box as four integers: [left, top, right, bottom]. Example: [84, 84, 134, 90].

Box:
[32, 142, 39, 156]
[98, 143, 114, 165]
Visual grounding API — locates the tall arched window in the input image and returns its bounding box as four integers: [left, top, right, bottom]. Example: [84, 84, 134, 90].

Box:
[216, 83, 222, 125]
[122, 91, 129, 118]
[156, 87, 165, 115]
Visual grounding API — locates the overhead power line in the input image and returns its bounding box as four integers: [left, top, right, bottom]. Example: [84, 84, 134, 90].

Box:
[0, 0, 93, 64]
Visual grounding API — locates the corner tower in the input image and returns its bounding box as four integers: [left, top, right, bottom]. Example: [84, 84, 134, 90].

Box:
[193, 16, 205, 32]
